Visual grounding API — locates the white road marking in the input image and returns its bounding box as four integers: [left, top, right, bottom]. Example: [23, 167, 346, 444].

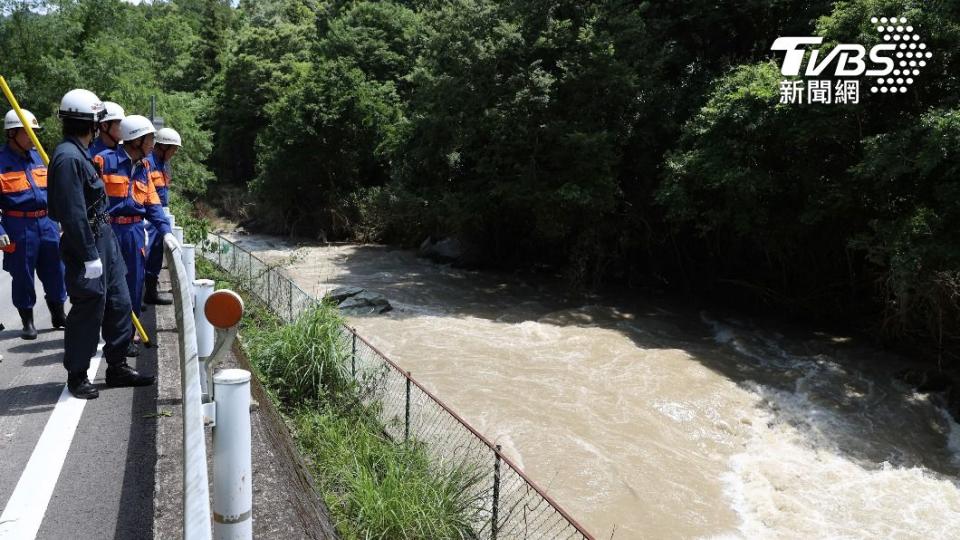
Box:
[0, 351, 103, 540]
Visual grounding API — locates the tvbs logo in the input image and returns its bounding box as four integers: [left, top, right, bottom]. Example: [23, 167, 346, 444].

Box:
[770, 16, 931, 104]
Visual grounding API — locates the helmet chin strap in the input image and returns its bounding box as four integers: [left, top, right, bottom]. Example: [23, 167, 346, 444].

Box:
[128, 138, 146, 161]
[101, 121, 121, 147]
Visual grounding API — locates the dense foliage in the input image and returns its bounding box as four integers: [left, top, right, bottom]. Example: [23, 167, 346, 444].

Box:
[4, 0, 959, 359]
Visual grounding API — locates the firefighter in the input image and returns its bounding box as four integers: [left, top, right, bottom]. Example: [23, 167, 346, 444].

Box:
[143, 127, 180, 305]
[48, 89, 154, 399]
[0, 109, 67, 339]
[94, 114, 171, 357]
[88, 101, 125, 157]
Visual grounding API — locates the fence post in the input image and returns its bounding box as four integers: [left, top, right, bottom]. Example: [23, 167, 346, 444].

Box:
[492, 445, 502, 540]
[285, 279, 292, 322]
[266, 267, 271, 306]
[351, 332, 356, 378]
[212, 369, 253, 540]
[404, 372, 411, 443]
[232, 240, 237, 274]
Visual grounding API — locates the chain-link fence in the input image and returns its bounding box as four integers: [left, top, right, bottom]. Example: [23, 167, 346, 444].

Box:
[200, 232, 594, 540]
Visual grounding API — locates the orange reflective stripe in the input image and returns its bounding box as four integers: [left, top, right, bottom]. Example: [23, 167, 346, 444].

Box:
[31, 167, 47, 188]
[149, 170, 166, 187]
[133, 179, 161, 205]
[132, 180, 147, 204]
[0, 171, 30, 193]
[93, 154, 105, 170]
[132, 180, 161, 205]
[102, 174, 129, 198]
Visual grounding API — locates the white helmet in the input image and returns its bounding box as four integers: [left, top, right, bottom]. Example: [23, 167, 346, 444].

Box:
[120, 115, 156, 142]
[4, 109, 41, 131]
[101, 101, 125, 123]
[155, 127, 182, 147]
[58, 89, 105, 122]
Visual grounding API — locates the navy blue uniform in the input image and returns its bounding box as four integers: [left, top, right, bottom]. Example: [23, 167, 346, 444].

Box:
[0, 145, 67, 310]
[47, 137, 133, 372]
[144, 153, 169, 279]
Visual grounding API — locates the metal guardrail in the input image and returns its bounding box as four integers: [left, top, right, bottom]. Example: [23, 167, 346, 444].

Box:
[163, 234, 213, 540]
[165, 233, 252, 540]
[201, 232, 594, 540]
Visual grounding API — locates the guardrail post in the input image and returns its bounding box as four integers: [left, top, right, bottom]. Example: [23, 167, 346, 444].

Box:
[492, 445, 502, 540]
[404, 372, 411, 443]
[194, 279, 215, 400]
[173, 225, 184, 246]
[212, 369, 253, 540]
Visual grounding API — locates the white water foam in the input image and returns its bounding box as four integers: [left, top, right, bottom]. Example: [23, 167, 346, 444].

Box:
[708, 314, 960, 539]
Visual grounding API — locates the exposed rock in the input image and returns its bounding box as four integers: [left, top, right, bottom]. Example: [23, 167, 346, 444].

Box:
[325, 286, 365, 304]
[418, 236, 479, 264]
[895, 368, 960, 421]
[332, 289, 392, 315]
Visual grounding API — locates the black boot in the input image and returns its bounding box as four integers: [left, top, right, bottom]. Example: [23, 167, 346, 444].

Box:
[143, 275, 173, 305]
[126, 340, 140, 358]
[46, 299, 67, 329]
[105, 362, 155, 387]
[18, 308, 37, 340]
[67, 372, 99, 399]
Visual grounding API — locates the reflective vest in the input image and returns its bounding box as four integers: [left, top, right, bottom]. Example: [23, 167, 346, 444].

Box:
[0, 145, 49, 235]
[147, 153, 170, 207]
[92, 148, 167, 232]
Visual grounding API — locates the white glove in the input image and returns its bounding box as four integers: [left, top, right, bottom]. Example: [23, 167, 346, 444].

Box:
[0, 234, 9, 248]
[84, 258, 103, 279]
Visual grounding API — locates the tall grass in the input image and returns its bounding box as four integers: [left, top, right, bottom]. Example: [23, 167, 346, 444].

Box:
[245, 300, 352, 404]
[294, 408, 481, 540]
[193, 254, 481, 539]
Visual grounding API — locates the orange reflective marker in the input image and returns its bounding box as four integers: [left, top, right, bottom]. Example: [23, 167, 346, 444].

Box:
[204, 289, 244, 329]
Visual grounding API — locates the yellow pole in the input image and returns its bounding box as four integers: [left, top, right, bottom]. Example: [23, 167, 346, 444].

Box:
[0, 76, 49, 165]
[131, 310, 152, 347]
[0, 74, 152, 347]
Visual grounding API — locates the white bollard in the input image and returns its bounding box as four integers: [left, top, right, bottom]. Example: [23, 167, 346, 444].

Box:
[212, 369, 253, 540]
[183, 244, 196, 288]
[173, 225, 184, 246]
[194, 280, 215, 357]
[164, 207, 176, 229]
[194, 279, 215, 398]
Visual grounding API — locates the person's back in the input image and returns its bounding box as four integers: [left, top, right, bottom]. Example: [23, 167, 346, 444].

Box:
[48, 88, 155, 399]
[0, 110, 69, 339]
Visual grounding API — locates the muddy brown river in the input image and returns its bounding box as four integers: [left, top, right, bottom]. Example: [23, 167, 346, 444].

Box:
[223, 233, 960, 539]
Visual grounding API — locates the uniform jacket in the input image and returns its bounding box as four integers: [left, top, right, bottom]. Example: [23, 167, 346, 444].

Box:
[93, 148, 171, 236]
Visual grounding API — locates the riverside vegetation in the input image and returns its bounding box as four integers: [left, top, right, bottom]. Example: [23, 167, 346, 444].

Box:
[195, 254, 481, 539]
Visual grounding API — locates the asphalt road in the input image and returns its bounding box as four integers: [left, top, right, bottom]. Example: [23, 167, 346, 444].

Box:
[0, 269, 157, 540]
